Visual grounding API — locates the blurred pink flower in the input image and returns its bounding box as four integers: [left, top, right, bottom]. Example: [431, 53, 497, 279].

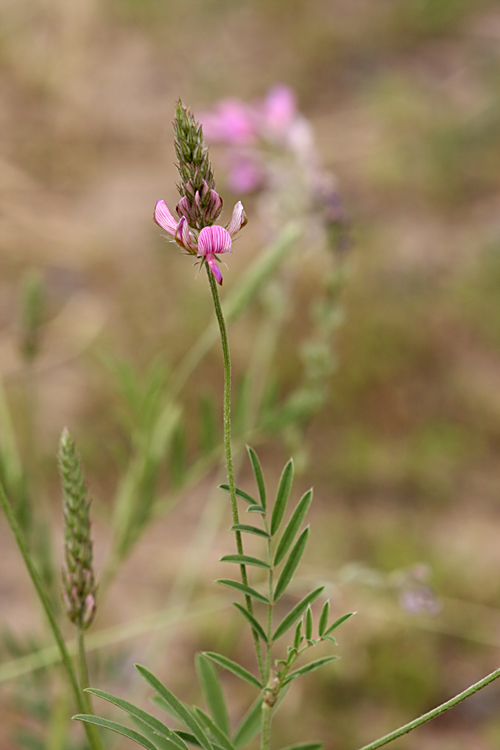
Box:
[200, 85, 322, 199]
[227, 155, 263, 193]
[202, 100, 257, 145]
[154, 199, 246, 285]
[262, 84, 297, 137]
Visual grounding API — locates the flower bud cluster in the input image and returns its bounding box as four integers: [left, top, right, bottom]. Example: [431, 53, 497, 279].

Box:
[59, 428, 97, 630]
[174, 102, 223, 230]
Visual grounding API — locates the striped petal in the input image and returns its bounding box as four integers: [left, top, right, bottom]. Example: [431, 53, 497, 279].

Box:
[206, 254, 223, 285]
[175, 217, 197, 253]
[226, 201, 247, 237]
[198, 225, 232, 256]
[154, 200, 178, 235]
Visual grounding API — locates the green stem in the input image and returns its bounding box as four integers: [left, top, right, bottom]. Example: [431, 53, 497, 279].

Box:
[206, 266, 264, 681]
[0, 481, 101, 750]
[260, 700, 273, 750]
[263, 519, 273, 685]
[77, 629, 104, 750]
[358, 667, 500, 750]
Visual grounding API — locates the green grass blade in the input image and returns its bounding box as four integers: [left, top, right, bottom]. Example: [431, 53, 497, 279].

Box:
[282, 656, 337, 686]
[247, 447, 266, 510]
[272, 587, 324, 641]
[230, 524, 269, 539]
[203, 652, 262, 689]
[73, 715, 157, 750]
[132, 717, 183, 750]
[273, 528, 309, 601]
[136, 665, 213, 750]
[277, 744, 323, 750]
[232, 603, 268, 642]
[196, 654, 230, 737]
[217, 580, 269, 604]
[273, 489, 312, 566]
[223, 223, 301, 324]
[220, 555, 270, 569]
[193, 707, 236, 750]
[175, 731, 228, 750]
[86, 688, 187, 750]
[270, 459, 294, 536]
[323, 612, 356, 636]
[176, 731, 203, 748]
[232, 697, 263, 749]
[219, 485, 255, 505]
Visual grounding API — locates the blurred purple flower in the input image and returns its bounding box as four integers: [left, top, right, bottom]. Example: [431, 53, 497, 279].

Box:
[154, 199, 246, 285]
[398, 565, 442, 616]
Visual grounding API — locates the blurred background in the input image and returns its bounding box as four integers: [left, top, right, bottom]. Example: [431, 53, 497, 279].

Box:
[2, 0, 500, 748]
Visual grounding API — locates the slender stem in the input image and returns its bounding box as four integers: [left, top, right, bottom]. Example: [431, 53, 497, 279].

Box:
[263, 518, 273, 685]
[0, 481, 101, 750]
[77, 630, 104, 750]
[260, 532, 275, 750]
[358, 667, 500, 750]
[206, 266, 264, 681]
[260, 700, 273, 750]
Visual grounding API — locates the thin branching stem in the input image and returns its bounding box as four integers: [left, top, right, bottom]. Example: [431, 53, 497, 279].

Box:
[206, 266, 265, 681]
[0, 481, 102, 750]
[358, 667, 500, 750]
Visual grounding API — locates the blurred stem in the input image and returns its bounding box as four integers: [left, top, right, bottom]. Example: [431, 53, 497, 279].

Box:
[206, 265, 265, 682]
[21, 360, 37, 488]
[77, 629, 104, 750]
[0, 481, 101, 750]
[358, 667, 500, 750]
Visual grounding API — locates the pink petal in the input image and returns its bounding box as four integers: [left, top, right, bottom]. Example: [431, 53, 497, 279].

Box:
[176, 196, 191, 220]
[175, 216, 197, 252]
[198, 225, 232, 256]
[206, 254, 223, 285]
[201, 100, 256, 144]
[264, 85, 297, 134]
[207, 190, 223, 221]
[226, 201, 248, 237]
[154, 200, 178, 235]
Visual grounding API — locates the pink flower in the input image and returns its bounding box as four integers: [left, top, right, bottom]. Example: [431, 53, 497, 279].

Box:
[201, 100, 256, 145]
[227, 155, 263, 193]
[262, 85, 297, 137]
[200, 85, 301, 194]
[154, 199, 247, 285]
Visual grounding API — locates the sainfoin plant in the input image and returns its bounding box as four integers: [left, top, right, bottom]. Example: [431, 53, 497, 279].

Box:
[0, 95, 499, 750]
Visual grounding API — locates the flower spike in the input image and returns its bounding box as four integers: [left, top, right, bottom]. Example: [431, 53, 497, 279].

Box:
[154, 101, 247, 284]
